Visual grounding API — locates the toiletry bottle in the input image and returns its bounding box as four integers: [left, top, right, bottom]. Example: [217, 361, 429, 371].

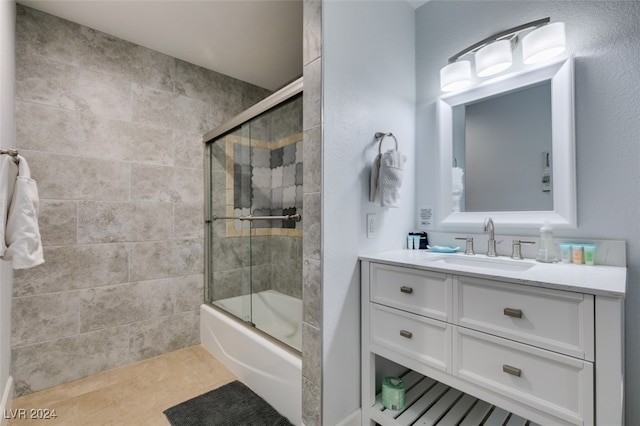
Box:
[559, 243, 572, 263]
[572, 244, 584, 264]
[536, 221, 557, 263]
[583, 244, 596, 265]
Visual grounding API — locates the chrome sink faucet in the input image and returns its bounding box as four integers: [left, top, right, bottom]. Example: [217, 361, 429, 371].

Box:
[484, 217, 497, 257]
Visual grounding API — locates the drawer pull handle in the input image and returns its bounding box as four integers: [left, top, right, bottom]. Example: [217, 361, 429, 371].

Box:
[503, 307, 523, 318]
[502, 365, 522, 377]
[400, 286, 413, 294]
[399, 330, 413, 339]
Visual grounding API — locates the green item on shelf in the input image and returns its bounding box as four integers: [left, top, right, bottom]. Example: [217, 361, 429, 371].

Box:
[381, 376, 405, 411]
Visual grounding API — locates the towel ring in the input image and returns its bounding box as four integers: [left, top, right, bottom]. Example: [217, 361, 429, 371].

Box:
[375, 132, 398, 155]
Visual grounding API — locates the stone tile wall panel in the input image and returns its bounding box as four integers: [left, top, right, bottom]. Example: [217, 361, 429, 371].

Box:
[12, 4, 270, 396]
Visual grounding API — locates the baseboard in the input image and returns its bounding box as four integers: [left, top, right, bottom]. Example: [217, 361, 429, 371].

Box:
[334, 408, 361, 426]
[0, 375, 13, 426]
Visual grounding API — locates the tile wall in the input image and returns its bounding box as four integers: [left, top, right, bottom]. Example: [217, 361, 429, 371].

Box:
[11, 5, 270, 396]
[302, 0, 323, 424]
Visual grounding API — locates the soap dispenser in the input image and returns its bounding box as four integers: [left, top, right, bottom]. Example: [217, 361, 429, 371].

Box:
[536, 221, 557, 263]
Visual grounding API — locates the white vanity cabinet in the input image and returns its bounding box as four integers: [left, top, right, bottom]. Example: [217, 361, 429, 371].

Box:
[361, 252, 625, 426]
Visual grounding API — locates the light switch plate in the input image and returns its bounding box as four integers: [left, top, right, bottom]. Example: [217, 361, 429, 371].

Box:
[366, 214, 376, 238]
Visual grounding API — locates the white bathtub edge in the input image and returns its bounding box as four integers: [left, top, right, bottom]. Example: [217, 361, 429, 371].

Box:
[200, 303, 302, 425]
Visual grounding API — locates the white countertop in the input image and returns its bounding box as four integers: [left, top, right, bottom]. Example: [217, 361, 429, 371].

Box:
[359, 250, 626, 298]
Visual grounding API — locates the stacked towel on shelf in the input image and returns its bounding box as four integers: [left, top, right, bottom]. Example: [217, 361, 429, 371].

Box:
[0, 154, 44, 269]
[370, 149, 407, 208]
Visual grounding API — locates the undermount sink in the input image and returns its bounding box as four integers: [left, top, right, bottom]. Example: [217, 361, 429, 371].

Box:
[431, 255, 535, 272]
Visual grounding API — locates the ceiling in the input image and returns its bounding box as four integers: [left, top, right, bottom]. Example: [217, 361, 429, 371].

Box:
[18, 0, 304, 91]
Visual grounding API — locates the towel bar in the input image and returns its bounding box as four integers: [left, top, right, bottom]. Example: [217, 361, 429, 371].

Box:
[211, 213, 301, 222]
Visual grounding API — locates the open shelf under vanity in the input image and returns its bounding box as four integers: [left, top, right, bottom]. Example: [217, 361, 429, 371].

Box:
[372, 370, 540, 426]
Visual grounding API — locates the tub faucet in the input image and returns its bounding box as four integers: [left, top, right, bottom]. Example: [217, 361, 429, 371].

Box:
[484, 217, 497, 257]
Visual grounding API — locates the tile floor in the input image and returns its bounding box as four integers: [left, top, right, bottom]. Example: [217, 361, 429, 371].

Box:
[8, 345, 236, 425]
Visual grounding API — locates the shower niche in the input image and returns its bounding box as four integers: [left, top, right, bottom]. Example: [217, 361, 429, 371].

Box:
[204, 79, 303, 352]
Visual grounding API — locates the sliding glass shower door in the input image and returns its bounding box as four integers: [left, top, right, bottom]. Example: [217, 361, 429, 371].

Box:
[206, 123, 254, 325]
[204, 82, 303, 351]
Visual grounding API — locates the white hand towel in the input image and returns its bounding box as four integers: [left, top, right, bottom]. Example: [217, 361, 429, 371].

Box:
[0, 155, 18, 258]
[371, 150, 406, 208]
[2, 155, 44, 269]
[370, 154, 381, 203]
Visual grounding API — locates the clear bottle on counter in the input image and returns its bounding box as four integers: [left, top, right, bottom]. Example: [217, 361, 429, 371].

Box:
[536, 221, 557, 263]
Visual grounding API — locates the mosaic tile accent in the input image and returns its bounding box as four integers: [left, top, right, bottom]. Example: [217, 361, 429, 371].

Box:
[252, 147, 271, 168]
[283, 164, 296, 187]
[271, 147, 284, 168]
[222, 100, 303, 237]
[271, 166, 284, 189]
[283, 143, 297, 166]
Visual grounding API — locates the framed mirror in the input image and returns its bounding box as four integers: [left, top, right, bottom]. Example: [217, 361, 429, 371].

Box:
[437, 56, 576, 229]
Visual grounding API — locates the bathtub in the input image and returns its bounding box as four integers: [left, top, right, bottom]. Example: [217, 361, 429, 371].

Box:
[200, 290, 302, 425]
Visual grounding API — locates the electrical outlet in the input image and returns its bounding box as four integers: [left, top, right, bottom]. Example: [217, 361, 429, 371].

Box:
[366, 214, 376, 238]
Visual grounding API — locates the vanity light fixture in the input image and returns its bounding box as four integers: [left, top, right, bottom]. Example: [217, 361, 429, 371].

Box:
[440, 18, 566, 92]
[440, 60, 472, 92]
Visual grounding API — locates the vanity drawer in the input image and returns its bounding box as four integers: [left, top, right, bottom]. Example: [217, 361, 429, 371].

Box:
[370, 263, 451, 322]
[454, 327, 593, 425]
[370, 303, 451, 372]
[455, 276, 594, 360]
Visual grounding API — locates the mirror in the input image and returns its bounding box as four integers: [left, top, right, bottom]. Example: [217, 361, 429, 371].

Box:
[437, 56, 576, 229]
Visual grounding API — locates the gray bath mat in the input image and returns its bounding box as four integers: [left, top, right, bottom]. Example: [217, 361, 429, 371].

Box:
[163, 380, 293, 426]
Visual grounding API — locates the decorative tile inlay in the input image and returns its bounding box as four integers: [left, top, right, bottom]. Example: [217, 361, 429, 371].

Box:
[271, 147, 284, 168]
[252, 147, 271, 168]
[219, 96, 303, 238]
[283, 143, 296, 165]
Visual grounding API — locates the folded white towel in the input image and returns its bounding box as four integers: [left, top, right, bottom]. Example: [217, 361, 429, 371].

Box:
[2, 155, 44, 269]
[370, 149, 406, 208]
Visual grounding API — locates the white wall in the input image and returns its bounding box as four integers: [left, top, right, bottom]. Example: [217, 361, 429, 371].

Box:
[415, 1, 640, 422]
[323, 0, 416, 423]
[0, 0, 15, 420]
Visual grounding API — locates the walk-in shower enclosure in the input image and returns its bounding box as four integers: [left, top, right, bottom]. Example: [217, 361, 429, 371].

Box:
[203, 78, 303, 352]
